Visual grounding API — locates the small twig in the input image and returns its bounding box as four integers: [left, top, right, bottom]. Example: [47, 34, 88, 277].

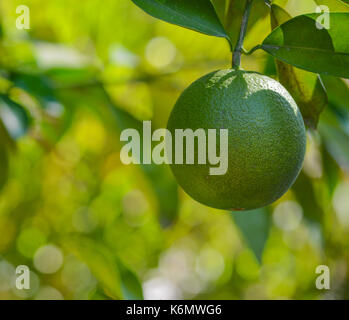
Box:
[242, 44, 262, 56]
[264, 0, 272, 8]
[232, 0, 254, 69]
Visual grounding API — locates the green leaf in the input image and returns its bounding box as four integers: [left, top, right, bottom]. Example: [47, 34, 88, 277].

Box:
[0, 146, 8, 192]
[321, 76, 349, 134]
[271, 5, 328, 128]
[210, 0, 226, 22]
[321, 75, 349, 111]
[131, 0, 229, 41]
[64, 237, 123, 300]
[270, 3, 291, 28]
[319, 122, 349, 172]
[0, 95, 30, 139]
[232, 207, 271, 263]
[263, 54, 277, 77]
[0, 116, 16, 151]
[314, 0, 349, 11]
[117, 258, 144, 300]
[262, 13, 349, 78]
[321, 145, 340, 197]
[45, 67, 98, 86]
[12, 73, 57, 109]
[211, 0, 245, 46]
[277, 64, 328, 129]
[211, 0, 270, 49]
[292, 172, 324, 224]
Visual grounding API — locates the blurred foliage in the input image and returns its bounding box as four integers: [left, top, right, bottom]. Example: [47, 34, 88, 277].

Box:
[0, 0, 348, 300]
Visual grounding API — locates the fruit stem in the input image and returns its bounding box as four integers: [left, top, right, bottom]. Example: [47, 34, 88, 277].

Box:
[232, 0, 253, 70]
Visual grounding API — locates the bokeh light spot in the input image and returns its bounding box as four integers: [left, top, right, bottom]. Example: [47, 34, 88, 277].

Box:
[34, 244, 64, 274]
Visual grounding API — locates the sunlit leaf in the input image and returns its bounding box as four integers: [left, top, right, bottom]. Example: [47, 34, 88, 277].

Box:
[233, 207, 271, 263]
[64, 237, 123, 300]
[263, 54, 277, 77]
[262, 13, 349, 78]
[131, 0, 229, 42]
[210, 0, 226, 22]
[271, 5, 328, 128]
[211, 0, 270, 49]
[314, 0, 349, 11]
[270, 3, 291, 27]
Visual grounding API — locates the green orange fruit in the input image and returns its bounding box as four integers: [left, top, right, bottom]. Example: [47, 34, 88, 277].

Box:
[167, 69, 306, 210]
